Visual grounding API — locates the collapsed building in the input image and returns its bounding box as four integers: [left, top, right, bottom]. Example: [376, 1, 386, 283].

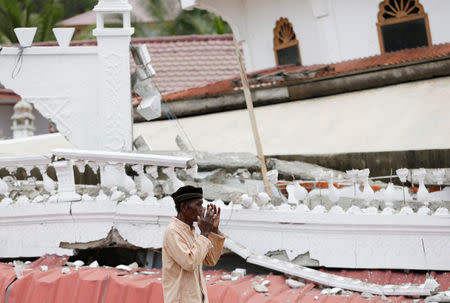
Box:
[0, 0, 449, 302]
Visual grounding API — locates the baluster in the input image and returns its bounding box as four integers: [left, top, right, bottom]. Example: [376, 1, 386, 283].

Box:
[52, 160, 81, 202]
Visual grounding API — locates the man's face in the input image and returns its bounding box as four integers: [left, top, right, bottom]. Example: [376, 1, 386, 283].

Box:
[181, 198, 204, 222]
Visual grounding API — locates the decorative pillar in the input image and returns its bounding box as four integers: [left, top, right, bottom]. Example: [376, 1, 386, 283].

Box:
[11, 99, 35, 139]
[93, 0, 134, 151]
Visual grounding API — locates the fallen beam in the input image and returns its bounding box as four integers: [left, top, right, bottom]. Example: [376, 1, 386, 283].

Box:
[224, 237, 440, 296]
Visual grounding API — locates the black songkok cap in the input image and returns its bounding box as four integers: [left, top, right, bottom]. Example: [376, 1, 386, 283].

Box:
[171, 185, 203, 205]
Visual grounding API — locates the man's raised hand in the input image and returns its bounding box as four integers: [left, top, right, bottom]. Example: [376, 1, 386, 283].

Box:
[197, 205, 214, 238]
[197, 204, 221, 237]
[211, 204, 221, 234]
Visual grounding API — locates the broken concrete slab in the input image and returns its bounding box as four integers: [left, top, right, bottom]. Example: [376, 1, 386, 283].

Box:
[225, 237, 441, 296]
[60, 228, 141, 250]
[286, 278, 305, 288]
[267, 158, 344, 181]
[145, 150, 261, 171]
[184, 181, 248, 202]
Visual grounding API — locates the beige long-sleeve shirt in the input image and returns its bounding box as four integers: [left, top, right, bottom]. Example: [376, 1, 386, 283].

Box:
[162, 217, 225, 303]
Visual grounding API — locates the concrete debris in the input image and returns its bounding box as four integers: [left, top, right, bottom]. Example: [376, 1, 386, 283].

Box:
[60, 228, 141, 250]
[140, 271, 159, 275]
[146, 150, 261, 171]
[234, 168, 252, 179]
[424, 291, 450, 303]
[191, 168, 227, 184]
[261, 280, 271, 286]
[425, 275, 441, 294]
[221, 274, 232, 280]
[175, 135, 190, 152]
[253, 282, 269, 293]
[320, 287, 343, 295]
[72, 260, 85, 268]
[286, 278, 305, 288]
[89, 261, 99, 268]
[361, 292, 376, 299]
[61, 267, 71, 274]
[128, 262, 139, 269]
[267, 158, 344, 181]
[341, 290, 354, 297]
[225, 237, 440, 296]
[133, 135, 151, 152]
[184, 180, 247, 202]
[116, 264, 131, 271]
[231, 268, 246, 281]
[40, 265, 48, 272]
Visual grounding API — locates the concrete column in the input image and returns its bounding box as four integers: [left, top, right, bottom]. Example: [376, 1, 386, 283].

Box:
[93, 0, 134, 151]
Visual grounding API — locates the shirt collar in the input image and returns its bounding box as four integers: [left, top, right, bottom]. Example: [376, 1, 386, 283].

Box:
[172, 217, 195, 231]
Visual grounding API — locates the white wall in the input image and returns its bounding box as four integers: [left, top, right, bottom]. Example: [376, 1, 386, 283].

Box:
[244, 0, 321, 71]
[134, 77, 450, 155]
[236, 0, 450, 71]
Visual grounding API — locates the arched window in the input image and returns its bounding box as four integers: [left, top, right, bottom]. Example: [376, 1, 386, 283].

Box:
[273, 18, 301, 66]
[377, 0, 431, 53]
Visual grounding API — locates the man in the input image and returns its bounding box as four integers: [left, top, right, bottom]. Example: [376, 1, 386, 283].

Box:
[162, 185, 224, 303]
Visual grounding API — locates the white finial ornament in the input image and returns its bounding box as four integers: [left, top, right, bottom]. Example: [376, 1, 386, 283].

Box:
[413, 168, 429, 203]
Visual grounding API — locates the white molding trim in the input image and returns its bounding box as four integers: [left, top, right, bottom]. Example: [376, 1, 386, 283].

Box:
[0, 202, 448, 270]
[0, 46, 98, 55]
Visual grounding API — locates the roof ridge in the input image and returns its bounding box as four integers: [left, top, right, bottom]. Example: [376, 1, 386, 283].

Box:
[323, 42, 450, 66]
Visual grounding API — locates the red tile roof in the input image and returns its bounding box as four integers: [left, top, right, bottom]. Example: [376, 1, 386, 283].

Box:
[163, 43, 450, 102]
[1, 255, 449, 303]
[0, 89, 21, 105]
[131, 35, 240, 93]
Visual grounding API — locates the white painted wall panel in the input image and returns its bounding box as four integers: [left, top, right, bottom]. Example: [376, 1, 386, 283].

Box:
[134, 77, 450, 155]
[234, 0, 450, 71]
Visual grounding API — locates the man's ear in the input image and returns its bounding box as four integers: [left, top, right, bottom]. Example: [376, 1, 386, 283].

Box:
[179, 201, 188, 212]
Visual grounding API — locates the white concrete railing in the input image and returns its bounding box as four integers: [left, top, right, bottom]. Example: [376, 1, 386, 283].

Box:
[0, 149, 193, 203]
[0, 151, 448, 214]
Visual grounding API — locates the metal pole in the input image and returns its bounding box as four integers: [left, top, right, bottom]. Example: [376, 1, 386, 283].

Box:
[232, 37, 272, 195]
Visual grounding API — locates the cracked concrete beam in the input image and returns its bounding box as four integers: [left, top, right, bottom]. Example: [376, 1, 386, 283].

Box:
[60, 228, 141, 250]
[224, 237, 440, 296]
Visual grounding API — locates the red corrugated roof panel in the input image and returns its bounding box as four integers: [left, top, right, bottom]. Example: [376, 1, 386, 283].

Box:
[2, 263, 449, 303]
[1, 256, 449, 303]
[0, 264, 16, 303]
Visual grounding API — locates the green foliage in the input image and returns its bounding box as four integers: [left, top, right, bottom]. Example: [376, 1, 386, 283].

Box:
[0, 0, 64, 43]
[172, 9, 231, 35]
[0, 0, 231, 43]
[36, 0, 64, 41]
[137, 0, 232, 37]
[0, 0, 34, 43]
[59, 0, 96, 18]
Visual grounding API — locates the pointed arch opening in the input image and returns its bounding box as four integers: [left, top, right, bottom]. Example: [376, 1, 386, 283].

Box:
[377, 0, 432, 53]
[273, 18, 301, 66]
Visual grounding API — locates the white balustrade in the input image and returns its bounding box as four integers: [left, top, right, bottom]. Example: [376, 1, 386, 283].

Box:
[0, 149, 193, 203]
[0, 153, 448, 212]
